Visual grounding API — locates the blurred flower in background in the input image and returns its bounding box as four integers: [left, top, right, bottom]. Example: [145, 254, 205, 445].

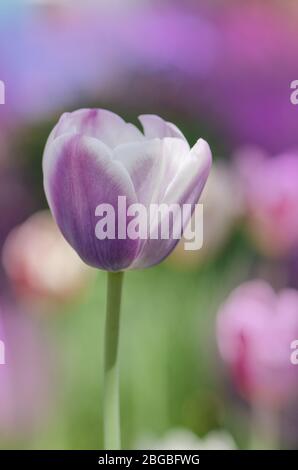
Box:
[2, 211, 92, 304]
[236, 148, 298, 258]
[217, 280, 298, 407]
[217, 280, 298, 448]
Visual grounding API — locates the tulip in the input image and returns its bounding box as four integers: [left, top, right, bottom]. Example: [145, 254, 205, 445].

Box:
[42, 108, 211, 449]
[216, 280, 298, 448]
[236, 148, 298, 258]
[43, 109, 211, 271]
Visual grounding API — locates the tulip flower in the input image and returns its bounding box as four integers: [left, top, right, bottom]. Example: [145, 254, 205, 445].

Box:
[236, 148, 298, 258]
[216, 280, 298, 448]
[42, 108, 211, 449]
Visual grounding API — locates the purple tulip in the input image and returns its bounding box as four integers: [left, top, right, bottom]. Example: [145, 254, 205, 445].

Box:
[42, 109, 211, 272]
[217, 280, 298, 407]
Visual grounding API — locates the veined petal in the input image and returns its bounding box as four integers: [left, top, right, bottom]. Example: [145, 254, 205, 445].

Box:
[164, 139, 212, 205]
[131, 139, 212, 269]
[51, 109, 145, 149]
[113, 138, 189, 206]
[43, 134, 140, 271]
[139, 114, 188, 143]
[113, 139, 162, 207]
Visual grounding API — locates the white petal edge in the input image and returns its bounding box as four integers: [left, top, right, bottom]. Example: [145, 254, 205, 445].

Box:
[163, 138, 212, 205]
[139, 114, 188, 144]
[48, 109, 145, 149]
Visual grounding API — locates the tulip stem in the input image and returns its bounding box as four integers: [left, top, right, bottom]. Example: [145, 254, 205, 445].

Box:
[103, 271, 124, 450]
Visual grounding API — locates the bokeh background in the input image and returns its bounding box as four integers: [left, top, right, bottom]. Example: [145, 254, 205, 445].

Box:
[0, 0, 298, 449]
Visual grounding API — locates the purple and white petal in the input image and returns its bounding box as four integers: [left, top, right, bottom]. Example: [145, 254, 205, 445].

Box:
[131, 139, 212, 269]
[43, 133, 140, 271]
[113, 139, 163, 207]
[139, 114, 188, 142]
[113, 137, 189, 206]
[163, 139, 212, 206]
[52, 109, 145, 149]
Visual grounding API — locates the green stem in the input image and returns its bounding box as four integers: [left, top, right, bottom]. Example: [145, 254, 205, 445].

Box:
[103, 271, 124, 450]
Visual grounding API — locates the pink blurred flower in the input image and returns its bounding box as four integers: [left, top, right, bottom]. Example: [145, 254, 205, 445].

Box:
[236, 149, 298, 257]
[217, 280, 298, 407]
[2, 211, 92, 303]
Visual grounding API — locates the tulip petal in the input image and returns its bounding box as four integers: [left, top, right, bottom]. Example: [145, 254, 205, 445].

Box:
[43, 133, 140, 271]
[52, 109, 145, 149]
[114, 138, 190, 206]
[113, 139, 162, 207]
[139, 114, 188, 142]
[132, 139, 212, 269]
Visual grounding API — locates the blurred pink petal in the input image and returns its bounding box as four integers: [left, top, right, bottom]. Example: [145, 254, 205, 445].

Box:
[236, 149, 298, 257]
[217, 280, 298, 407]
